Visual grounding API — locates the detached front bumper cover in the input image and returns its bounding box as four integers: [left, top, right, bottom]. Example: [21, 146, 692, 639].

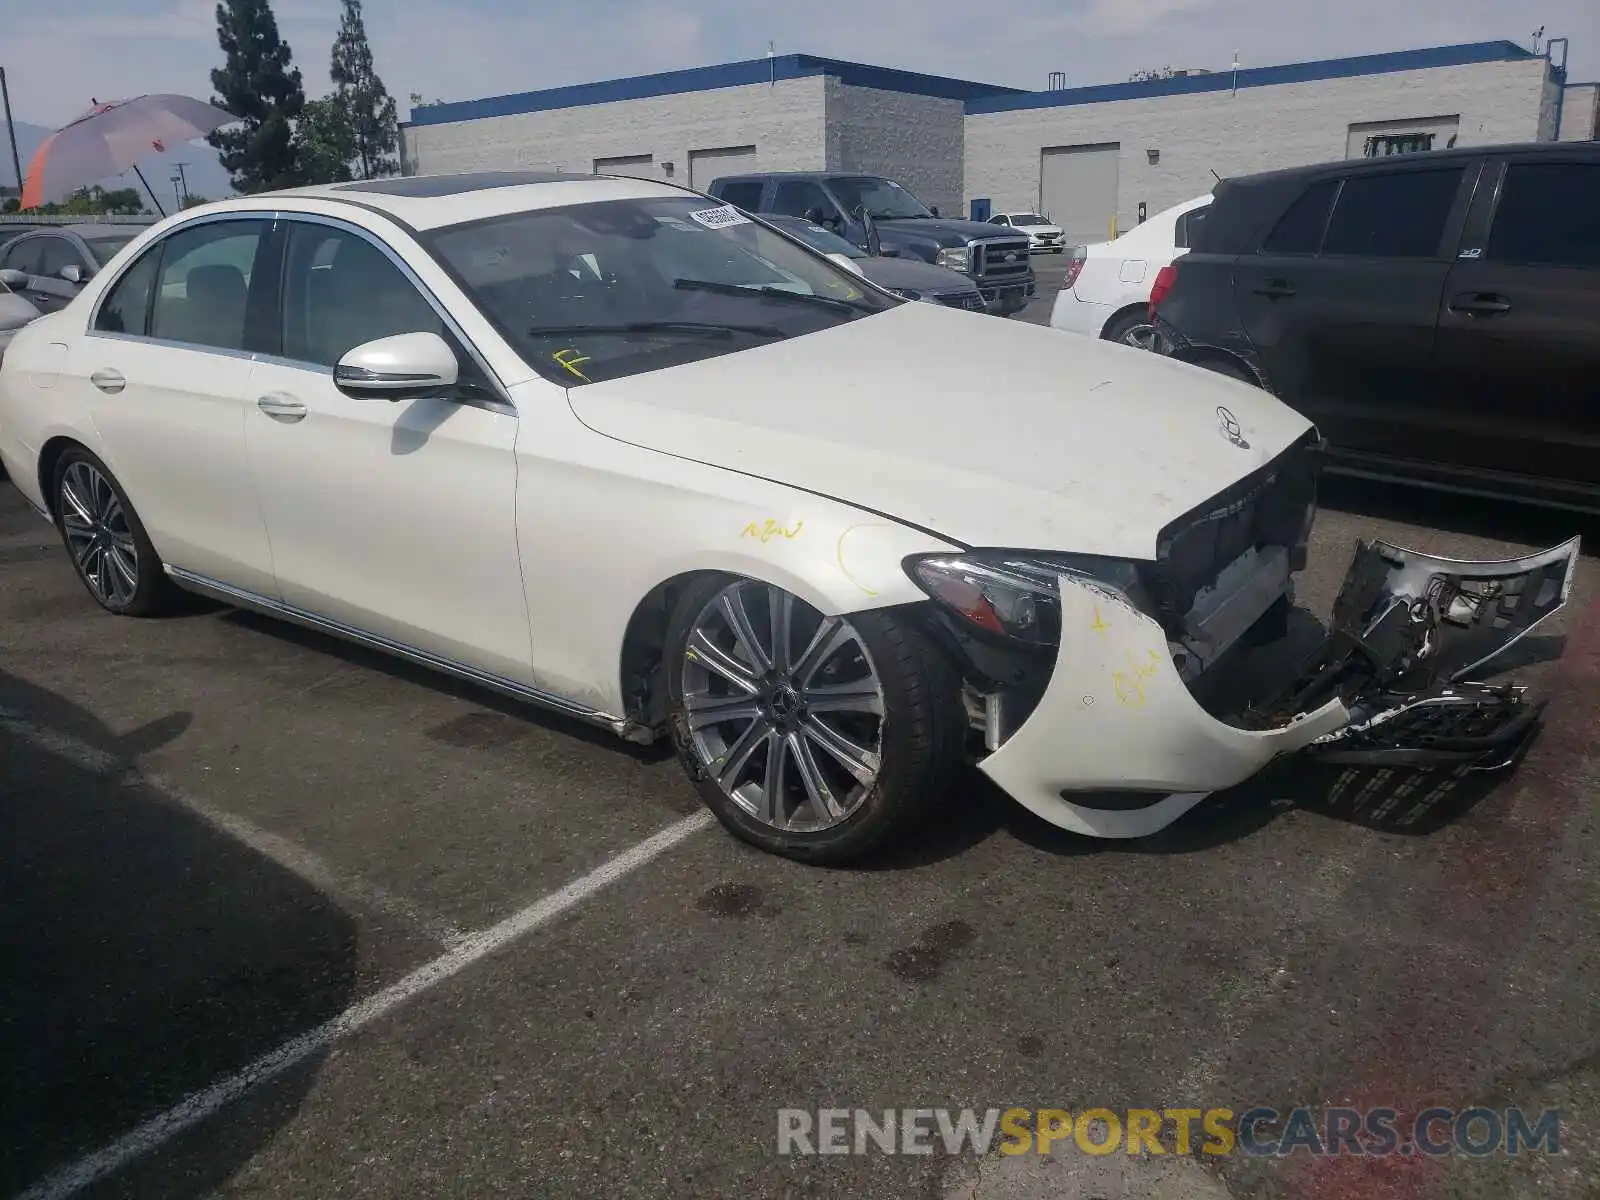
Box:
[977, 535, 1581, 838]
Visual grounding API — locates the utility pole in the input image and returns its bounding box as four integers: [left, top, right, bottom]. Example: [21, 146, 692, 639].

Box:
[170, 174, 182, 210]
[174, 161, 189, 202]
[0, 68, 24, 207]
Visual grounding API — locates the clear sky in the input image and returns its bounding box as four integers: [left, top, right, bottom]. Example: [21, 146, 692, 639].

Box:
[4, 0, 1596, 128]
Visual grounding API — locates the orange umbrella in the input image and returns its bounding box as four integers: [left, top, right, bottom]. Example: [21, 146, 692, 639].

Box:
[21, 94, 235, 213]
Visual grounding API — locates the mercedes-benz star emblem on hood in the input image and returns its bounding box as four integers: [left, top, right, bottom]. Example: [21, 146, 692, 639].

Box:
[1216, 406, 1250, 450]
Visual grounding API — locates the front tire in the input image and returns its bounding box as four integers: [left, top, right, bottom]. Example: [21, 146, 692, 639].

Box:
[665, 575, 965, 864]
[52, 447, 177, 616]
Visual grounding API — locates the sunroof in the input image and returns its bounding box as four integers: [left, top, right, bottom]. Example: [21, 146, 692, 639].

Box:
[332, 171, 596, 197]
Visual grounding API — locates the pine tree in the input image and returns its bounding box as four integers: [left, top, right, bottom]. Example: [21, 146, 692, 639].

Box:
[207, 0, 306, 193]
[330, 0, 399, 179]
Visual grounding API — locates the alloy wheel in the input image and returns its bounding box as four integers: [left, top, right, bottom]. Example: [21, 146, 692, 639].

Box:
[59, 460, 140, 607]
[680, 580, 886, 833]
[1119, 322, 1164, 352]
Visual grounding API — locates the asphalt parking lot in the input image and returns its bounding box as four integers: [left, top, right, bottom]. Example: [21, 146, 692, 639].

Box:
[3, 261, 1598, 1200]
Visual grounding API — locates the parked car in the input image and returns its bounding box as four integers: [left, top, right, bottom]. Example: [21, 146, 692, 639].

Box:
[1049, 194, 1211, 347]
[760, 214, 986, 311]
[1150, 142, 1600, 511]
[0, 171, 1572, 864]
[707, 172, 1037, 316]
[988, 211, 1067, 253]
[0, 223, 145, 315]
[0, 276, 42, 363]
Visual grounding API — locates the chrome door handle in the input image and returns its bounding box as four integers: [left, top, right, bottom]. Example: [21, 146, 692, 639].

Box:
[90, 369, 126, 394]
[257, 393, 308, 421]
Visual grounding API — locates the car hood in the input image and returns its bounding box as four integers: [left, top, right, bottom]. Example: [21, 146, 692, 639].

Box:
[856, 256, 978, 295]
[565, 303, 1316, 559]
[1015, 224, 1064, 236]
[878, 217, 1028, 247]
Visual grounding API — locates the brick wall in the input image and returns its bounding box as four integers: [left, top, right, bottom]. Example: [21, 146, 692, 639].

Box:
[1558, 83, 1600, 140]
[964, 58, 1553, 230]
[404, 76, 830, 188]
[826, 81, 966, 217]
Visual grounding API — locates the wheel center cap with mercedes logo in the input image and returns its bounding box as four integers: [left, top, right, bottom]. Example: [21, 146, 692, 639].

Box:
[1215, 406, 1250, 450]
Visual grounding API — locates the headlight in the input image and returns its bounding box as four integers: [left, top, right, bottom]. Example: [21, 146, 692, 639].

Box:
[904, 553, 1145, 647]
[935, 246, 970, 272]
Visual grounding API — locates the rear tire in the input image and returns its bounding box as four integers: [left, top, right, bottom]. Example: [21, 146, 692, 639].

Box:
[51, 446, 178, 617]
[664, 574, 965, 864]
[1103, 310, 1161, 351]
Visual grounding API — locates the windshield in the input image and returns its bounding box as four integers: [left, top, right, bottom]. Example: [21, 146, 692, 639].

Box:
[425, 197, 896, 387]
[825, 177, 934, 221]
[85, 234, 138, 266]
[776, 221, 868, 259]
[1010, 214, 1048, 226]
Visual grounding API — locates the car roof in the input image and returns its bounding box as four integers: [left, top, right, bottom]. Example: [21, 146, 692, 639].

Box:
[191, 170, 708, 232]
[1219, 139, 1600, 191]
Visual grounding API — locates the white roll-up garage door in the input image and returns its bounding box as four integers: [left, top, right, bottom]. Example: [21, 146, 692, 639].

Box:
[688, 145, 757, 190]
[1039, 143, 1121, 245]
[594, 155, 655, 179]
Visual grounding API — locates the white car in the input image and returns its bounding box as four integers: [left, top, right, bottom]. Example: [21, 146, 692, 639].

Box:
[988, 212, 1066, 253]
[0, 173, 1571, 864]
[1050, 194, 1213, 347]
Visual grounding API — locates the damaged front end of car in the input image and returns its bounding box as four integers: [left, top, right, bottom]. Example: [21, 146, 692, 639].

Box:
[905, 435, 1581, 837]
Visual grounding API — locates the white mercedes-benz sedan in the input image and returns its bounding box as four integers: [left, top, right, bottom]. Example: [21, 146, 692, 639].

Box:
[0, 171, 1576, 863]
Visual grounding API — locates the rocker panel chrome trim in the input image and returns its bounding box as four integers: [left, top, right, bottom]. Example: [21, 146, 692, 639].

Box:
[164, 566, 652, 742]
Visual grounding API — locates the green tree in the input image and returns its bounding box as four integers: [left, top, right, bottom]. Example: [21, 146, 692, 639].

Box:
[181, 194, 213, 209]
[207, 0, 306, 193]
[297, 96, 356, 185]
[329, 0, 398, 179]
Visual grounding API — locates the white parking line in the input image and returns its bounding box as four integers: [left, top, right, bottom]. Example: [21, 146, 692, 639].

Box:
[13, 804, 715, 1200]
[0, 711, 467, 947]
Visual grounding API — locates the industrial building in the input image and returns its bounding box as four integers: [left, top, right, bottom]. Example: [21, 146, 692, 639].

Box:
[401, 39, 1599, 245]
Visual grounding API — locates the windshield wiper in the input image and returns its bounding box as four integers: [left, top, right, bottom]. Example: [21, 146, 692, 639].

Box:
[526, 320, 786, 339]
[672, 278, 874, 313]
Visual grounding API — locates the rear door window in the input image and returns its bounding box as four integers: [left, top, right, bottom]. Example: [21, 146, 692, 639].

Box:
[1260, 181, 1337, 255]
[1485, 161, 1600, 268]
[0, 236, 45, 275]
[714, 180, 765, 212]
[1321, 168, 1464, 259]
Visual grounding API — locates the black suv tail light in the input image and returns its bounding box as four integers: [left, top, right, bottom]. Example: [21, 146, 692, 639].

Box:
[1148, 263, 1178, 319]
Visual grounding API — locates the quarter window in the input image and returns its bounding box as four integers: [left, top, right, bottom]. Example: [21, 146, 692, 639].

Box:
[1485, 162, 1600, 268]
[94, 248, 161, 335]
[149, 220, 269, 351]
[1321, 169, 1463, 259]
[280, 222, 445, 368]
[714, 181, 764, 212]
[1261, 181, 1337, 255]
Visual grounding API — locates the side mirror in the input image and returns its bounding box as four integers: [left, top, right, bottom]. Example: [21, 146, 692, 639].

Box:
[0, 268, 28, 289]
[825, 252, 865, 276]
[333, 331, 459, 401]
[929, 205, 940, 218]
[60, 263, 85, 285]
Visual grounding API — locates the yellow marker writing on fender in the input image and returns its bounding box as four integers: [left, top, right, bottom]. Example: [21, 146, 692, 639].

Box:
[1090, 605, 1110, 635]
[742, 518, 804, 544]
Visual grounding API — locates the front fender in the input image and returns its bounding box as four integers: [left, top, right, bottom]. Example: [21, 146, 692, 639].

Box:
[513, 422, 962, 715]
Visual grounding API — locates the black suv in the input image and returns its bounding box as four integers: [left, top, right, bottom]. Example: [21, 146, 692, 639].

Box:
[1150, 142, 1600, 510]
[706, 172, 1036, 316]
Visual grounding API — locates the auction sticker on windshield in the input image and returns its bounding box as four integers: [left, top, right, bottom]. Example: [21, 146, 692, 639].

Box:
[689, 205, 751, 229]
